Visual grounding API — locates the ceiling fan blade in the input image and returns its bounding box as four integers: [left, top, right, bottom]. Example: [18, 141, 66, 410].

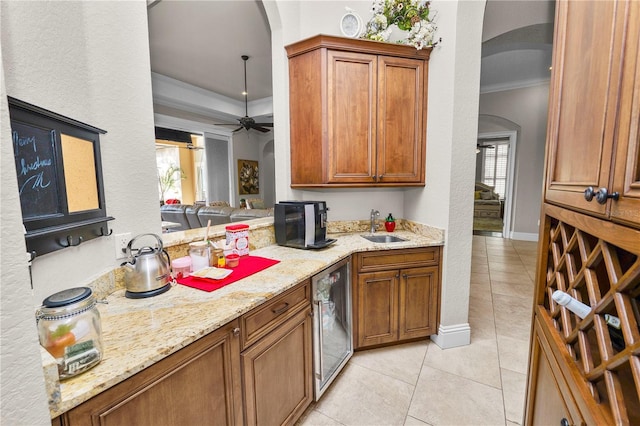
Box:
[232, 127, 244, 133]
[251, 125, 271, 133]
[252, 123, 274, 127]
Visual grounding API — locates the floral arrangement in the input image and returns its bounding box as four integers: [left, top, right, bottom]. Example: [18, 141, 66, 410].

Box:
[361, 0, 440, 50]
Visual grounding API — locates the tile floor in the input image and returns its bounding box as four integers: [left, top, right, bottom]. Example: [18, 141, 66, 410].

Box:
[299, 235, 539, 426]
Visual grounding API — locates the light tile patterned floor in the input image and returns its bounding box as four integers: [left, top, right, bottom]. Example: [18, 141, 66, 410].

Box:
[299, 235, 538, 426]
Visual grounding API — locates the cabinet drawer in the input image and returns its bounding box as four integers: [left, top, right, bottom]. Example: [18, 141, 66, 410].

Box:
[241, 280, 310, 349]
[357, 247, 440, 272]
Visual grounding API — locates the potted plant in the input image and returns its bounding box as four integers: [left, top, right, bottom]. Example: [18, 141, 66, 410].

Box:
[384, 213, 396, 232]
[158, 164, 185, 205]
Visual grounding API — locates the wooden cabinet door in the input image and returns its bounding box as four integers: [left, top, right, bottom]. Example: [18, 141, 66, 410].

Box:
[611, 0, 640, 229]
[398, 266, 439, 340]
[64, 320, 243, 426]
[241, 307, 313, 426]
[377, 55, 425, 184]
[525, 319, 584, 426]
[545, 0, 627, 216]
[327, 50, 377, 184]
[355, 270, 399, 348]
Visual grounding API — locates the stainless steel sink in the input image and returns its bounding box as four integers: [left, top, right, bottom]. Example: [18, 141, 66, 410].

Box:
[361, 234, 407, 243]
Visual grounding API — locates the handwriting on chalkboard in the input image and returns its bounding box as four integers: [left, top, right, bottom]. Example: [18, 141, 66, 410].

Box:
[11, 122, 60, 219]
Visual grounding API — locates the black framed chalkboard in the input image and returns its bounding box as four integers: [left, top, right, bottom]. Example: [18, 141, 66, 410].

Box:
[12, 120, 61, 219]
[8, 97, 114, 258]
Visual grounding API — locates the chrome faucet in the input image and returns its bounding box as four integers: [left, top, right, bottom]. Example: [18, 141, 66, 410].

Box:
[370, 209, 380, 233]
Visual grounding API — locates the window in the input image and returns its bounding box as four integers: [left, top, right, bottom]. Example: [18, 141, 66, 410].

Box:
[154, 128, 207, 205]
[481, 141, 509, 199]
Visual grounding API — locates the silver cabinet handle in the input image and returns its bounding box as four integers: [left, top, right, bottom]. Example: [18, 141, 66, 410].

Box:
[316, 300, 324, 382]
[584, 186, 619, 204]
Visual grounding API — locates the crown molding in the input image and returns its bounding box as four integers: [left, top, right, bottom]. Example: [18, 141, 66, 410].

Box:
[151, 72, 273, 122]
[480, 77, 550, 94]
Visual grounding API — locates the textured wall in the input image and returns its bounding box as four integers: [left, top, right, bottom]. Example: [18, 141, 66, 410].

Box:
[2, 1, 159, 304]
[0, 29, 51, 425]
[1, 1, 159, 421]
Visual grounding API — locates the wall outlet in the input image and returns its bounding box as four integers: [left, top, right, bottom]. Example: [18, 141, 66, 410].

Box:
[114, 233, 131, 259]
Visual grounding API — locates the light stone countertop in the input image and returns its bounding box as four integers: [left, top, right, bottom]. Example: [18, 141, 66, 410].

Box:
[46, 229, 443, 418]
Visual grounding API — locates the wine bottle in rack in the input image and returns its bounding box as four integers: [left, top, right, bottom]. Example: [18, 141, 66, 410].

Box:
[552, 290, 591, 318]
[552, 290, 625, 350]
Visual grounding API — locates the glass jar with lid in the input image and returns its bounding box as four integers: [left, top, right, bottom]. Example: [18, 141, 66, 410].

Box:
[189, 241, 211, 271]
[36, 287, 103, 379]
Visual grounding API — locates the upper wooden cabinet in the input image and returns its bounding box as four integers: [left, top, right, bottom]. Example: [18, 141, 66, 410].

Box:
[610, 0, 640, 228]
[545, 0, 640, 228]
[286, 35, 430, 188]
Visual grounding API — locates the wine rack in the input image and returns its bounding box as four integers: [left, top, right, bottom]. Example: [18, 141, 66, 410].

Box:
[537, 204, 640, 425]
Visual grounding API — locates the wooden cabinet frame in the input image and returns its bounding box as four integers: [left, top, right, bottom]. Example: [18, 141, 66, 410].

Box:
[63, 320, 243, 425]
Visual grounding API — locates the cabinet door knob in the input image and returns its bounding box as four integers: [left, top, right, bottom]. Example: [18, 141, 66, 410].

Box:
[584, 186, 596, 201]
[560, 418, 569, 426]
[232, 327, 240, 337]
[378, 175, 383, 181]
[595, 187, 619, 205]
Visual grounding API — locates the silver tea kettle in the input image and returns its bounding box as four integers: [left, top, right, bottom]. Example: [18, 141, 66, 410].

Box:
[121, 233, 172, 299]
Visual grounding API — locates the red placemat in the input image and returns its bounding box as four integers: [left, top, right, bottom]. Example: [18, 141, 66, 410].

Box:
[176, 255, 280, 292]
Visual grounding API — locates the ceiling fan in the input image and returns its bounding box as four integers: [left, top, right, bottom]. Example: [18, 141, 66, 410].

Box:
[216, 55, 273, 133]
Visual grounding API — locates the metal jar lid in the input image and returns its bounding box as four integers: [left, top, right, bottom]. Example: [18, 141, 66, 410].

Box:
[37, 287, 96, 320]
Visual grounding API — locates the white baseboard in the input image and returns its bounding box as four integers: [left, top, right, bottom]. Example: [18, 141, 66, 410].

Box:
[430, 323, 471, 349]
[509, 232, 538, 242]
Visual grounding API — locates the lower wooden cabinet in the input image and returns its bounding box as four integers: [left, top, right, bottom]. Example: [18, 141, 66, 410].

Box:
[60, 282, 314, 426]
[62, 320, 243, 426]
[241, 307, 313, 426]
[353, 248, 441, 349]
[526, 317, 584, 426]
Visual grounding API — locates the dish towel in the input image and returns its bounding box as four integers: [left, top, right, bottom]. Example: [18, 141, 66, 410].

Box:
[176, 255, 280, 292]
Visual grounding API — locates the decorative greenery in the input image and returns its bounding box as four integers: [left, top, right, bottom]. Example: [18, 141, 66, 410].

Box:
[158, 164, 185, 202]
[361, 0, 441, 50]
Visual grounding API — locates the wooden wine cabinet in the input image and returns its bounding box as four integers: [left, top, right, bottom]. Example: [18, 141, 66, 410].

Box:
[525, 204, 640, 425]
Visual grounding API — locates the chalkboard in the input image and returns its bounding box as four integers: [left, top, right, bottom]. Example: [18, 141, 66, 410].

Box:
[8, 97, 113, 258]
[11, 121, 61, 219]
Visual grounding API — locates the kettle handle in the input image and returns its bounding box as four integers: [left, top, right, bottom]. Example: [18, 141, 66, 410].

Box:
[162, 249, 172, 272]
[125, 233, 164, 258]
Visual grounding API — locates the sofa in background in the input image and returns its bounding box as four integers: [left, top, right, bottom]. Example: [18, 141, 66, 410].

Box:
[160, 203, 273, 231]
[474, 182, 501, 218]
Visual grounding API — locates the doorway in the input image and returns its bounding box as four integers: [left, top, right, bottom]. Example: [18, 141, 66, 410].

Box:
[473, 131, 517, 237]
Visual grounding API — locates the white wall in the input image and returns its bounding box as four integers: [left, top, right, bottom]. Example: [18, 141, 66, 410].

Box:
[479, 83, 549, 236]
[1, 1, 159, 423]
[482, 0, 555, 41]
[0, 17, 50, 423]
